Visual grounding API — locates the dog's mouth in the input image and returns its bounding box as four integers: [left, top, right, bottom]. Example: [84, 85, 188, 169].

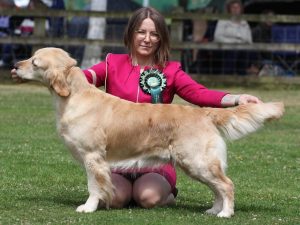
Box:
[14, 69, 22, 77]
[14, 67, 33, 81]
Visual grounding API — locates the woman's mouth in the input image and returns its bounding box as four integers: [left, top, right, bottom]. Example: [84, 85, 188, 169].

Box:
[140, 45, 151, 48]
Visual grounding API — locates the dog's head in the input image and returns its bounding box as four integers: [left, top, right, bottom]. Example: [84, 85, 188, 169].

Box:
[14, 47, 77, 97]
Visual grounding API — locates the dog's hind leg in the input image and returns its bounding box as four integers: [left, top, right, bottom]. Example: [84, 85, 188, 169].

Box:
[175, 137, 234, 218]
[203, 161, 234, 218]
[76, 152, 114, 213]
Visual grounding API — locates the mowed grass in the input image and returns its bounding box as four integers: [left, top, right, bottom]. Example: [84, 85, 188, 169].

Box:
[0, 84, 299, 225]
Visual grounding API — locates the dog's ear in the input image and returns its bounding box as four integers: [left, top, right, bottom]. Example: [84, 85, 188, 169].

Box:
[48, 69, 70, 97]
[45, 51, 76, 97]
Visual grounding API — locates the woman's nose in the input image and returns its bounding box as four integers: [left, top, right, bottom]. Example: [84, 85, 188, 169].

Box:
[143, 33, 151, 42]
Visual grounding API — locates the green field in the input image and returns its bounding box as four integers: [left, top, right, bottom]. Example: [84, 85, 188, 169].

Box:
[0, 84, 299, 225]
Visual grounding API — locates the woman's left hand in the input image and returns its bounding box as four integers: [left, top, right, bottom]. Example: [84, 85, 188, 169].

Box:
[221, 94, 262, 107]
[238, 94, 262, 105]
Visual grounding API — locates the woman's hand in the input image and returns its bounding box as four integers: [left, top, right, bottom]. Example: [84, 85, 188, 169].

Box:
[221, 94, 262, 107]
[238, 94, 262, 105]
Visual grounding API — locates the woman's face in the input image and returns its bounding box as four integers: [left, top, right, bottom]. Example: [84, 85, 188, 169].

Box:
[132, 18, 160, 62]
[229, 3, 242, 16]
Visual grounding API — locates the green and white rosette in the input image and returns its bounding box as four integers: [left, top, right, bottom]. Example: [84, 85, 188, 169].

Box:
[139, 69, 167, 104]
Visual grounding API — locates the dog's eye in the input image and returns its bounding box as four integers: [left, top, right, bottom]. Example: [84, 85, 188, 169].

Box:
[32, 59, 38, 67]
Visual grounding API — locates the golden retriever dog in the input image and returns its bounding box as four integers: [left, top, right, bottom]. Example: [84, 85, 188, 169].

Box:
[14, 47, 284, 218]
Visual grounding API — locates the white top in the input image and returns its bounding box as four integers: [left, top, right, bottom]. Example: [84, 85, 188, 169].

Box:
[214, 19, 253, 44]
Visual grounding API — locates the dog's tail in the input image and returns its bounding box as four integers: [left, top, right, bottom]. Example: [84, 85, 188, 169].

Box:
[207, 102, 284, 141]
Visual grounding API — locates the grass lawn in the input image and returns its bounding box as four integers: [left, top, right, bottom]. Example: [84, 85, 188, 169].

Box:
[0, 84, 299, 225]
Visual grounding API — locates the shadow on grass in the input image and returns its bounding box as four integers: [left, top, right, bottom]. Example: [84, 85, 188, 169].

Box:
[19, 194, 83, 209]
[171, 196, 279, 215]
[235, 203, 280, 214]
[18, 191, 279, 216]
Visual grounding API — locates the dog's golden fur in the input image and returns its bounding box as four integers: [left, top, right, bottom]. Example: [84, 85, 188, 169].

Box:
[14, 47, 284, 217]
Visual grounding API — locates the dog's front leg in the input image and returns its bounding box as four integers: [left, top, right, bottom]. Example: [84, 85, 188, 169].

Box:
[76, 152, 114, 213]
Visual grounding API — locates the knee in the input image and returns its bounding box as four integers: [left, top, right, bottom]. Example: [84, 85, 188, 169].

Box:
[110, 174, 132, 209]
[134, 189, 163, 209]
[110, 188, 131, 209]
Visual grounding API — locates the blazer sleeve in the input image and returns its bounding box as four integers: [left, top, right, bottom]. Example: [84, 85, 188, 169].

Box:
[172, 62, 227, 107]
[82, 59, 107, 87]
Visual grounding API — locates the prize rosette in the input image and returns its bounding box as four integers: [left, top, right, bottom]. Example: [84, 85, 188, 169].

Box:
[139, 69, 167, 103]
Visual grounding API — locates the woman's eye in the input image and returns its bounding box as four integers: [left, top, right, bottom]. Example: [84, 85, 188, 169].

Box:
[150, 33, 159, 38]
[136, 30, 146, 34]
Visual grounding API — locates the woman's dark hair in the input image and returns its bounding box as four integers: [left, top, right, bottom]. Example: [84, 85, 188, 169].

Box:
[124, 7, 170, 67]
[225, 0, 243, 13]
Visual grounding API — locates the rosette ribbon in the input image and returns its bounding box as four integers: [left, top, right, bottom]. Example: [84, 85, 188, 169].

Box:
[139, 69, 167, 104]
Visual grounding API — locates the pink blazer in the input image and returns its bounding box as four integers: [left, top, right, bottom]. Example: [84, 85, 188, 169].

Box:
[83, 54, 227, 107]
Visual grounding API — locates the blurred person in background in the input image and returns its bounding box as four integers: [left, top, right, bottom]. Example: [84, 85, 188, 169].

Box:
[214, 0, 252, 44]
[249, 9, 275, 75]
[0, 0, 34, 68]
[213, 0, 253, 75]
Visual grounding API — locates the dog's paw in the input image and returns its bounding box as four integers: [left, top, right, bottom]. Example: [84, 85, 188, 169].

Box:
[205, 208, 219, 215]
[217, 210, 234, 218]
[76, 204, 97, 213]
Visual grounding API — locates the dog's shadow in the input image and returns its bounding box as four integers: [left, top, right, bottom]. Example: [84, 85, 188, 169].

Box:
[163, 196, 279, 215]
[20, 192, 83, 210]
[20, 194, 278, 214]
